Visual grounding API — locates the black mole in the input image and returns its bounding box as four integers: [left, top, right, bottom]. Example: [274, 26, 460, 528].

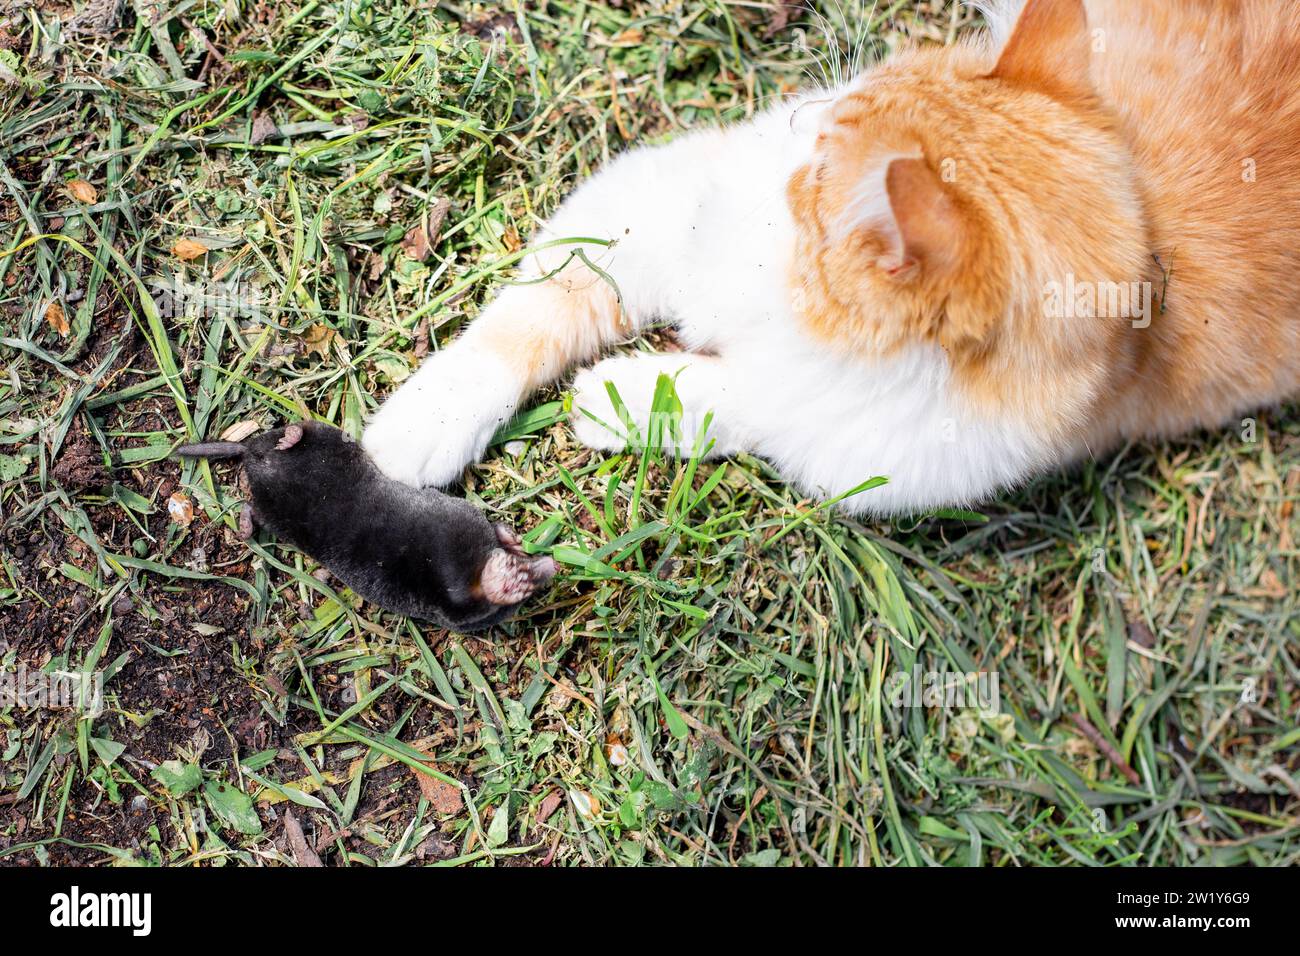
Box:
[175, 420, 556, 631]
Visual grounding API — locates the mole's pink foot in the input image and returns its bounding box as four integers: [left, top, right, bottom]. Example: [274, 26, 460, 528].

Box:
[275, 423, 305, 451]
[238, 503, 256, 540]
[481, 527, 558, 605]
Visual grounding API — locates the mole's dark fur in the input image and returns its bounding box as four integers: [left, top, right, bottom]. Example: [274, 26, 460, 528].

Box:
[175, 421, 556, 631]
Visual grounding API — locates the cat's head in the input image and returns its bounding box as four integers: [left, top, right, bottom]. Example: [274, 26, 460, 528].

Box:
[788, 0, 1148, 385]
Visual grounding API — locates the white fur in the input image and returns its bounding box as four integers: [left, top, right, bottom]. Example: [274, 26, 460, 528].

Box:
[366, 73, 1054, 515]
[972, 0, 1027, 47]
[364, 347, 518, 488]
[571, 339, 1054, 514]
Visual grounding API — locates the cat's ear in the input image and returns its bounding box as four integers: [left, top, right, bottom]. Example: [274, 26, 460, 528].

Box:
[877, 157, 965, 282]
[881, 157, 1000, 349]
[988, 0, 1091, 100]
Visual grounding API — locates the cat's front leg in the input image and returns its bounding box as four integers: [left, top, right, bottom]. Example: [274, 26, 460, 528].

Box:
[362, 134, 730, 487]
[570, 352, 748, 459]
[363, 95, 820, 487]
[361, 278, 623, 487]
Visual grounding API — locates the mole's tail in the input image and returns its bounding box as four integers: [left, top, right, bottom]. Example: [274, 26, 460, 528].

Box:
[173, 441, 246, 459]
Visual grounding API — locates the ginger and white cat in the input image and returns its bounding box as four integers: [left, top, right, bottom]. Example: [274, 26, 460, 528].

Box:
[363, 0, 1300, 515]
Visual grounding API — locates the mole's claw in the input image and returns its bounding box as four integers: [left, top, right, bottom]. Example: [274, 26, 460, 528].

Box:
[529, 555, 558, 584]
[494, 523, 527, 557]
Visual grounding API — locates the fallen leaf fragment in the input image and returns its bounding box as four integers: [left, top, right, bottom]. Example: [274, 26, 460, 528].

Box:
[172, 238, 209, 261]
[400, 223, 430, 260]
[249, 112, 279, 145]
[66, 179, 97, 203]
[414, 766, 464, 815]
[400, 198, 451, 261]
[45, 301, 70, 337]
[167, 492, 194, 526]
[219, 420, 261, 443]
[302, 323, 338, 360]
[569, 789, 600, 820]
[537, 789, 562, 824]
[284, 810, 324, 867]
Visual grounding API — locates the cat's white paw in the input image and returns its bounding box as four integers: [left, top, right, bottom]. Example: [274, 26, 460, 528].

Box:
[570, 357, 661, 452]
[570, 364, 633, 452]
[363, 349, 518, 487]
[570, 354, 738, 456]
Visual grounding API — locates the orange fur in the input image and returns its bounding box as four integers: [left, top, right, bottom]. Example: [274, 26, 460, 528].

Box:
[470, 263, 627, 393]
[789, 0, 1300, 455]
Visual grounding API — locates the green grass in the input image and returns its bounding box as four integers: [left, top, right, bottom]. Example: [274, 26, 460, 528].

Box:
[0, 0, 1297, 867]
